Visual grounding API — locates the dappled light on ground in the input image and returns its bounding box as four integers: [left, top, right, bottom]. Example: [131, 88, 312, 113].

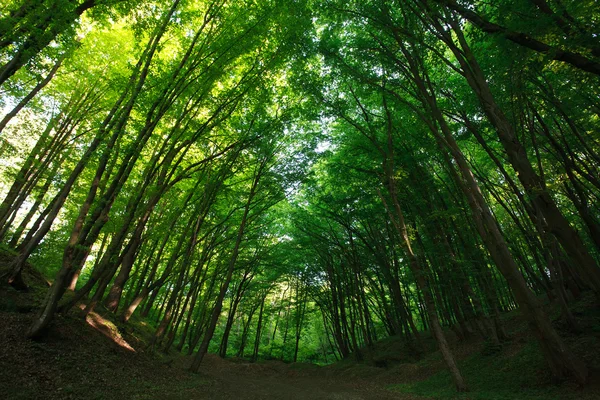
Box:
[85, 312, 135, 352]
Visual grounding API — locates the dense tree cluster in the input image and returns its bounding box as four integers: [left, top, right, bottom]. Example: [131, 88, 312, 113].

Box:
[1, 0, 598, 391]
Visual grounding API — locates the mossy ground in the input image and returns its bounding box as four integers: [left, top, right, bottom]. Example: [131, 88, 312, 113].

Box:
[388, 342, 592, 400]
[383, 299, 600, 400]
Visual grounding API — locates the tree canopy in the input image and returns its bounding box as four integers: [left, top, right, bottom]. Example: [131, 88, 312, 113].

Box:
[1, 0, 599, 392]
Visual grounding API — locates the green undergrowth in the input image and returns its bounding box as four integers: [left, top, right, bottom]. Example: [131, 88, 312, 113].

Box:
[388, 341, 588, 400]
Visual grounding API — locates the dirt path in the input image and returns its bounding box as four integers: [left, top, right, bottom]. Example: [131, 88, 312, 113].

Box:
[187, 371, 409, 400]
[167, 355, 418, 400]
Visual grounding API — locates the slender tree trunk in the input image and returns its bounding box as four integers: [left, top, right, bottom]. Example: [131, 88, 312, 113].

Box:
[0, 53, 64, 134]
[189, 153, 266, 372]
[251, 294, 267, 362]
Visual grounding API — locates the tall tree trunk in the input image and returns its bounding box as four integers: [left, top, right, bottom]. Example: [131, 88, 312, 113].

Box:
[0, 52, 64, 134]
[189, 152, 267, 372]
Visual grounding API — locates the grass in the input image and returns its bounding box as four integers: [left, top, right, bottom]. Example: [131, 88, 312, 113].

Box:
[387, 340, 590, 400]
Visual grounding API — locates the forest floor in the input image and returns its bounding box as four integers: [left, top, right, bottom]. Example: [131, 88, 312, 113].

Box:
[2, 259, 600, 399]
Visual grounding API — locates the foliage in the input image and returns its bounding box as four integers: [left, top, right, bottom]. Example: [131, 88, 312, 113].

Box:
[1, 0, 600, 395]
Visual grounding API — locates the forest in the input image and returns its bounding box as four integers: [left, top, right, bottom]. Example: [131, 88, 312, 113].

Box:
[1, 0, 600, 399]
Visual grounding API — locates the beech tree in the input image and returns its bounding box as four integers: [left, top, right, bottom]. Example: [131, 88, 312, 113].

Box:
[1, 0, 598, 392]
